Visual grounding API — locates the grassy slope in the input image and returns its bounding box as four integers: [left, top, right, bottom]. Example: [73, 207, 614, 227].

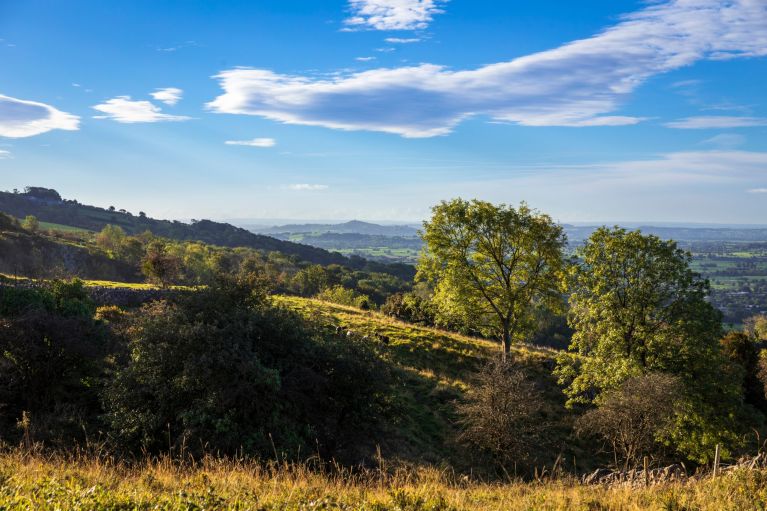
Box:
[275, 297, 580, 468]
[38, 221, 92, 233]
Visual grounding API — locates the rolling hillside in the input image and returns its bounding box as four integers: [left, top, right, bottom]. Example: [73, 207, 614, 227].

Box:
[0, 188, 414, 280]
[249, 220, 420, 237]
[275, 296, 587, 469]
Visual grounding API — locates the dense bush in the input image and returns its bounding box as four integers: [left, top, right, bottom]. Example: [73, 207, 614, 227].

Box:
[315, 285, 372, 309]
[103, 276, 391, 461]
[720, 331, 767, 412]
[381, 292, 436, 325]
[0, 281, 106, 446]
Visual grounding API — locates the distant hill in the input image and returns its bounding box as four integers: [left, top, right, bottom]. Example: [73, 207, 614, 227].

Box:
[249, 218, 767, 244]
[248, 219, 420, 237]
[0, 188, 415, 280]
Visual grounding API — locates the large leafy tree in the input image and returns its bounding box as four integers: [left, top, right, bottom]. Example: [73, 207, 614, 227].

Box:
[418, 199, 566, 359]
[557, 227, 742, 462]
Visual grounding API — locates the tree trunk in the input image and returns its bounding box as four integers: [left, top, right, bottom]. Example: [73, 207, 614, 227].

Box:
[502, 325, 511, 362]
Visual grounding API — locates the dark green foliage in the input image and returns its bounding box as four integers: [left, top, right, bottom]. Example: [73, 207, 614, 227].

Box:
[102, 299, 282, 455]
[0, 212, 21, 231]
[0, 282, 105, 445]
[381, 292, 436, 325]
[103, 276, 392, 460]
[141, 241, 182, 287]
[721, 331, 767, 412]
[24, 187, 62, 202]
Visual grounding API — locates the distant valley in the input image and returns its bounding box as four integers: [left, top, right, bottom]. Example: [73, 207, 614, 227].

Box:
[241, 219, 767, 325]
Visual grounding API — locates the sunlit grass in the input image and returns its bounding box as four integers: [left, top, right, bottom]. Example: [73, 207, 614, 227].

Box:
[38, 221, 93, 234]
[1, 451, 766, 510]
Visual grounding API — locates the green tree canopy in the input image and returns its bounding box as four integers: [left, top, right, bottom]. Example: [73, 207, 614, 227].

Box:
[22, 215, 39, 232]
[141, 240, 181, 288]
[556, 227, 742, 462]
[418, 199, 566, 359]
[95, 224, 127, 257]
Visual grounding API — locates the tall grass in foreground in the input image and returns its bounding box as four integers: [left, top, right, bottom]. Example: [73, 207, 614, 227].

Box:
[1, 452, 767, 510]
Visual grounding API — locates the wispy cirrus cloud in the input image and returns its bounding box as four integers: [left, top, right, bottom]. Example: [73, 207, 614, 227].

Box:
[344, 0, 445, 31]
[151, 87, 183, 105]
[385, 37, 420, 43]
[748, 188, 767, 193]
[665, 116, 767, 129]
[156, 40, 200, 52]
[93, 96, 190, 123]
[209, 0, 767, 138]
[285, 184, 329, 191]
[0, 149, 11, 159]
[224, 138, 276, 147]
[355, 56, 376, 62]
[0, 94, 80, 138]
[700, 133, 746, 149]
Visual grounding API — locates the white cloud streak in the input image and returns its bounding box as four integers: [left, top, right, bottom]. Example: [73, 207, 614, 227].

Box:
[385, 37, 421, 43]
[748, 188, 767, 193]
[151, 87, 183, 105]
[286, 184, 329, 191]
[0, 150, 11, 159]
[700, 133, 746, 148]
[209, 0, 767, 137]
[665, 116, 767, 129]
[92, 96, 191, 123]
[224, 138, 276, 147]
[345, 0, 445, 30]
[0, 94, 80, 138]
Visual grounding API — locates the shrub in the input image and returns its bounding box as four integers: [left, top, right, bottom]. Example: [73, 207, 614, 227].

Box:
[315, 285, 371, 309]
[721, 331, 766, 411]
[0, 212, 21, 231]
[0, 284, 106, 445]
[141, 241, 181, 288]
[456, 359, 548, 472]
[22, 215, 40, 232]
[103, 276, 391, 460]
[381, 292, 436, 325]
[102, 299, 282, 455]
[575, 373, 683, 469]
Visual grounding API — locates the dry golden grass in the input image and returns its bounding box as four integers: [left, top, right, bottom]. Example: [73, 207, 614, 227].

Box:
[1, 451, 767, 510]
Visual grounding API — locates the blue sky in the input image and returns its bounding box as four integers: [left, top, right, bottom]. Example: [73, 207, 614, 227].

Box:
[1, 0, 766, 224]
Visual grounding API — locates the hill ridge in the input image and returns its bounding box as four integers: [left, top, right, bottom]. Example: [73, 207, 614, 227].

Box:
[0, 188, 415, 279]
